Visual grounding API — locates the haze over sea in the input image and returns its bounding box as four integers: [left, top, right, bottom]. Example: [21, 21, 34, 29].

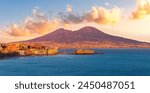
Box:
[0, 49, 150, 76]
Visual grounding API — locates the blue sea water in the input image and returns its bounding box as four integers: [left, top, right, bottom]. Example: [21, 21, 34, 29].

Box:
[0, 49, 150, 76]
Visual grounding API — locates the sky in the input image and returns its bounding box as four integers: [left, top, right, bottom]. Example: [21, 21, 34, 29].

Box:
[0, 0, 150, 43]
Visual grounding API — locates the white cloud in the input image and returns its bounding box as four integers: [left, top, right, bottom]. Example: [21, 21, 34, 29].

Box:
[66, 4, 73, 12]
[132, 0, 150, 19]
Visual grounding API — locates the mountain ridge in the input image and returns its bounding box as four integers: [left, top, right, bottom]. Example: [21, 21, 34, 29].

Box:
[27, 26, 146, 44]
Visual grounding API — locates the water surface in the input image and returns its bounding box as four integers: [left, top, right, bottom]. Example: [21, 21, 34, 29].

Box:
[0, 49, 150, 76]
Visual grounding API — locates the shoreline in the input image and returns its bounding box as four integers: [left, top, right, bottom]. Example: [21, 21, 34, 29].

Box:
[1, 48, 150, 60]
[0, 54, 58, 60]
[59, 47, 150, 49]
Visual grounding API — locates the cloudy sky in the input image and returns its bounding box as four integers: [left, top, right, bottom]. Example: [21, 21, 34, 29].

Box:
[0, 0, 150, 43]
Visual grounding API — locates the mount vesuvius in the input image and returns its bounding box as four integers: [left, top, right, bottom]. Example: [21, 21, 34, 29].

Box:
[25, 26, 150, 48]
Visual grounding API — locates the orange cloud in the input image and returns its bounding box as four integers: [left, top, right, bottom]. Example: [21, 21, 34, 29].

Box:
[8, 24, 30, 36]
[4, 6, 122, 37]
[85, 6, 122, 24]
[132, 0, 150, 19]
[5, 8, 62, 37]
[61, 6, 122, 25]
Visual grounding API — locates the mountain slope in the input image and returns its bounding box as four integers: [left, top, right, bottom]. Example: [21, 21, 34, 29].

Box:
[27, 26, 145, 44]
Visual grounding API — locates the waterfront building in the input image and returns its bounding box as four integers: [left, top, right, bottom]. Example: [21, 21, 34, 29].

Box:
[5, 44, 20, 52]
[47, 47, 58, 55]
[18, 50, 25, 56]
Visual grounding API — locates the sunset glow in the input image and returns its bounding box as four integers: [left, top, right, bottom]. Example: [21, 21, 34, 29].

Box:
[0, 0, 150, 42]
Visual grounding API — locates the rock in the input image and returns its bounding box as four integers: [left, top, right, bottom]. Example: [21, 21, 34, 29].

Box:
[74, 49, 96, 55]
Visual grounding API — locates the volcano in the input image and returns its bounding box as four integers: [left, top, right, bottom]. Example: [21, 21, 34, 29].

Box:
[27, 26, 145, 44]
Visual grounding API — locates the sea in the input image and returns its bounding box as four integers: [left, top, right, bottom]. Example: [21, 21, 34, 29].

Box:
[0, 49, 150, 76]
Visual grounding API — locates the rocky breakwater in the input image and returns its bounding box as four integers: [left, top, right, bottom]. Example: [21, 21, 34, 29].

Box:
[74, 49, 96, 55]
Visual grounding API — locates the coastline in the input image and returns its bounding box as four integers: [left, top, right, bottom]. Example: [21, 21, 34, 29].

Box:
[1, 48, 150, 76]
[0, 54, 57, 60]
[1, 48, 150, 60]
